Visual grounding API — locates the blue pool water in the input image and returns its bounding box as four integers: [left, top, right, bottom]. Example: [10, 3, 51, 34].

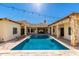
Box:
[12, 34, 69, 50]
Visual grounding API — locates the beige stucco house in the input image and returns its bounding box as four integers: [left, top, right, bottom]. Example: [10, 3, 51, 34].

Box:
[0, 18, 21, 41]
[0, 18, 48, 42]
[0, 13, 79, 47]
[48, 13, 79, 46]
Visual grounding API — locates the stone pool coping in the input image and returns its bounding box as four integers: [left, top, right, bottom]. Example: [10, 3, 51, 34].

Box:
[50, 36, 76, 50]
[0, 50, 78, 56]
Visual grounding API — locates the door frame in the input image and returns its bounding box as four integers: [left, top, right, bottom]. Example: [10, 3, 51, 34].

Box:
[60, 27, 64, 37]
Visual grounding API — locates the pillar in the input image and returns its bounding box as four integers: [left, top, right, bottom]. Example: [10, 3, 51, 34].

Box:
[24, 26, 27, 35]
[35, 28, 38, 34]
[29, 27, 31, 33]
[64, 23, 67, 39]
[51, 26, 53, 35]
[70, 16, 78, 46]
[48, 27, 51, 34]
[56, 24, 60, 38]
[48, 27, 51, 35]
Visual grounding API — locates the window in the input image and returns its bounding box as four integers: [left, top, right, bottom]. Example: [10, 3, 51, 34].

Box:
[68, 27, 71, 35]
[13, 28, 17, 34]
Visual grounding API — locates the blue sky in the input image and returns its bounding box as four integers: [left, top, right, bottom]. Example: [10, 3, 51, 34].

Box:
[0, 3, 79, 24]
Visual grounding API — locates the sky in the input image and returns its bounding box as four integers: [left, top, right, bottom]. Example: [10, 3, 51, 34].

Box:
[0, 3, 79, 24]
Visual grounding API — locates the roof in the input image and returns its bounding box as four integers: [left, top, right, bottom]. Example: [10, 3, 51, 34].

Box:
[0, 18, 21, 25]
[17, 20, 48, 27]
[29, 23, 48, 27]
[48, 13, 79, 26]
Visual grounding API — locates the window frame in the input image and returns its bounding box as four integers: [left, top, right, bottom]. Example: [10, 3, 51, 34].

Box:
[13, 27, 17, 34]
[68, 27, 71, 35]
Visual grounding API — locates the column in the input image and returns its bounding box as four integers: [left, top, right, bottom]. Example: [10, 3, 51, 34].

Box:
[29, 27, 31, 34]
[35, 28, 38, 34]
[70, 16, 78, 46]
[48, 27, 50, 34]
[51, 26, 53, 35]
[24, 26, 27, 35]
[56, 24, 60, 38]
[64, 22, 68, 39]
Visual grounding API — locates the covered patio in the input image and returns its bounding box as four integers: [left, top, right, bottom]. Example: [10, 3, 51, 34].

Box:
[49, 13, 79, 47]
[27, 27, 48, 34]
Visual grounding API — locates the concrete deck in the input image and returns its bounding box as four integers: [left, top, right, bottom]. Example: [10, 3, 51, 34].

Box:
[0, 50, 78, 56]
[0, 36, 30, 50]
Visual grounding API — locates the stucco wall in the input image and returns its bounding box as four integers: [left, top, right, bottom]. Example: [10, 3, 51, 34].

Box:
[64, 23, 71, 40]
[0, 21, 5, 41]
[50, 22, 71, 40]
[0, 20, 21, 41]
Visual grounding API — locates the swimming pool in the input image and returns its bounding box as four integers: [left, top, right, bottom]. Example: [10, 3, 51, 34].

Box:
[12, 34, 69, 50]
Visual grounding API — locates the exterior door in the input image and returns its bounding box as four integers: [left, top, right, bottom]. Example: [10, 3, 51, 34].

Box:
[60, 27, 64, 37]
[21, 28, 25, 35]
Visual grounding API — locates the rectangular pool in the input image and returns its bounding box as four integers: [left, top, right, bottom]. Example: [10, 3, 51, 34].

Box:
[12, 34, 69, 50]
